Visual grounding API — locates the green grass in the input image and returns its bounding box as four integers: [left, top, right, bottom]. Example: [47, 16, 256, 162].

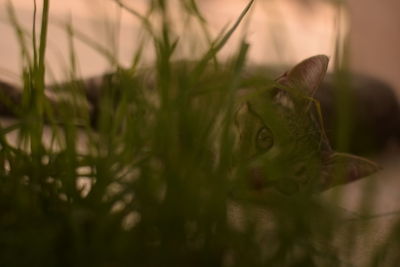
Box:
[0, 0, 398, 266]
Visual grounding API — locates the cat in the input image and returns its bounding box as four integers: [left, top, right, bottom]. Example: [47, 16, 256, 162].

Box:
[0, 55, 381, 194]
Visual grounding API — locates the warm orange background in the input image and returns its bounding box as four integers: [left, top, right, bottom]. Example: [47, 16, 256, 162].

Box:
[0, 0, 399, 97]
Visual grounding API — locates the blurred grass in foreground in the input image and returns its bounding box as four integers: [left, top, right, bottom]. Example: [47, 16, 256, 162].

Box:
[0, 0, 397, 266]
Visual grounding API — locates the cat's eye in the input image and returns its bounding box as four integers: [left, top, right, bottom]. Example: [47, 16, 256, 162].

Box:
[256, 127, 273, 151]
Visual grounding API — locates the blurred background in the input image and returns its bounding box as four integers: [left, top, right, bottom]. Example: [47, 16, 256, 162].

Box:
[0, 0, 399, 98]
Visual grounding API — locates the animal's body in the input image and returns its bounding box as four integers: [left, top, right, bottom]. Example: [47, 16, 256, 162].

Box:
[1, 65, 398, 156]
[0, 56, 383, 193]
[317, 74, 400, 154]
[50, 66, 399, 156]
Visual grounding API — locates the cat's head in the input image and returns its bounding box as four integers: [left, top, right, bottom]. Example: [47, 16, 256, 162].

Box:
[235, 55, 380, 194]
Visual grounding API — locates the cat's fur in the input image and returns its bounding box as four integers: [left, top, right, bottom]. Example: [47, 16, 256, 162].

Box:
[317, 74, 400, 154]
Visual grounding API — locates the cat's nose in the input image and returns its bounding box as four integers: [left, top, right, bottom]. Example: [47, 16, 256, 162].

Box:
[248, 166, 271, 190]
[248, 167, 267, 190]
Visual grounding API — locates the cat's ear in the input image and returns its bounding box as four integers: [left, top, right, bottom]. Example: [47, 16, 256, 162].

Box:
[319, 152, 381, 191]
[277, 55, 329, 96]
